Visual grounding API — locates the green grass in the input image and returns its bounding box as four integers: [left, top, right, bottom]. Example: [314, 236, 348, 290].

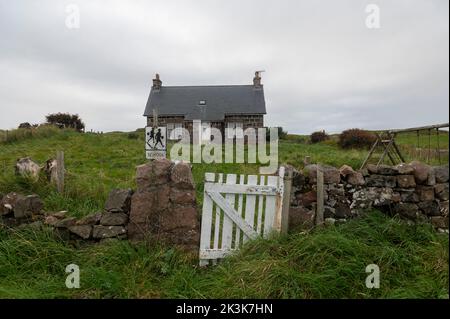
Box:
[0, 211, 447, 298]
[0, 129, 448, 298]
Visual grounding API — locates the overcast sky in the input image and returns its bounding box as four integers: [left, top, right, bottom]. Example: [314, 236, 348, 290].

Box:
[0, 0, 448, 134]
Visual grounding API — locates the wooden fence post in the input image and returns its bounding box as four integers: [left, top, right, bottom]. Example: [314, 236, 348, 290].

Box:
[56, 151, 65, 194]
[281, 166, 293, 234]
[315, 165, 324, 225]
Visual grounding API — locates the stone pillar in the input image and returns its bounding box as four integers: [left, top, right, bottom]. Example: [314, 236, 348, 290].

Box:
[128, 159, 199, 249]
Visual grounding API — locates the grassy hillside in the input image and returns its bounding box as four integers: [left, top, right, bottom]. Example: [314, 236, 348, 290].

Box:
[0, 129, 448, 298]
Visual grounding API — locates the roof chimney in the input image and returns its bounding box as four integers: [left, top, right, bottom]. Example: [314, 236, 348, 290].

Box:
[253, 71, 262, 88]
[152, 73, 162, 90]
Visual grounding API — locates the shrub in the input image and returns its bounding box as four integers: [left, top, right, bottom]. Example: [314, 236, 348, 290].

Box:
[310, 131, 329, 144]
[18, 122, 32, 129]
[338, 129, 376, 149]
[46, 113, 85, 132]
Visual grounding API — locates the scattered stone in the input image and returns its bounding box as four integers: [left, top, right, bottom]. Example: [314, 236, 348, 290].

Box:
[54, 217, 77, 228]
[104, 189, 133, 213]
[433, 165, 449, 183]
[44, 215, 59, 226]
[68, 225, 93, 239]
[1, 192, 19, 216]
[13, 195, 43, 219]
[324, 217, 336, 226]
[93, 225, 127, 239]
[100, 212, 128, 226]
[397, 175, 416, 188]
[15, 157, 41, 180]
[50, 211, 67, 219]
[76, 212, 102, 225]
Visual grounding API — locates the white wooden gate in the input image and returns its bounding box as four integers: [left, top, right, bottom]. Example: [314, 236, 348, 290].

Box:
[199, 167, 286, 266]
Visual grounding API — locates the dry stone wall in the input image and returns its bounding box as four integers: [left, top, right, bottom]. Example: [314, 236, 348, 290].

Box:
[1, 159, 200, 250]
[289, 161, 449, 231]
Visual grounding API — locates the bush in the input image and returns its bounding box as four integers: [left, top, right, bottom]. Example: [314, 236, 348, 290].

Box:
[46, 113, 85, 132]
[338, 129, 376, 149]
[310, 131, 329, 144]
[18, 122, 32, 129]
[127, 132, 139, 140]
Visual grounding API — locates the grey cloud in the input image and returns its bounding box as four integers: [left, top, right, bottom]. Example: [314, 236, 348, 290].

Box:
[0, 0, 448, 133]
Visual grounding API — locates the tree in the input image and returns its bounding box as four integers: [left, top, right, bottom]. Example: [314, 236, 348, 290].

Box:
[46, 113, 85, 132]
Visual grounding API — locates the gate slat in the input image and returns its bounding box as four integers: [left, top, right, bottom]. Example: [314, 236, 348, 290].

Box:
[256, 175, 265, 235]
[199, 173, 215, 266]
[263, 175, 278, 238]
[234, 175, 245, 249]
[213, 173, 223, 251]
[243, 175, 258, 243]
[222, 174, 237, 250]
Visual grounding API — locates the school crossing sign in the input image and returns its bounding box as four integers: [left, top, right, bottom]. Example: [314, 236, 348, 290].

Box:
[145, 126, 166, 159]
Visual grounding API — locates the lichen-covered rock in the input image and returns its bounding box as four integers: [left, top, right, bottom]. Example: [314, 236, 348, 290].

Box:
[93, 225, 127, 239]
[397, 175, 416, 188]
[418, 201, 440, 216]
[13, 195, 43, 219]
[393, 203, 420, 220]
[100, 212, 128, 226]
[417, 186, 435, 201]
[430, 216, 449, 229]
[347, 171, 365, 186]
[104, 189, 133, 213]
[1, 192, 19, 216]
[169, 188, 196, 205]
[433, 165, 449, 183]
[395, 163, 414, 175]
[170, 162, 195, 190]
[76, 212, 102, 225]
[68, 225, 93, 239]
[434, 183, 449, 201]
[15, 157, 41, 181]
[136, 159, 173, 189]
[365, 175, 396, 188]
[304, 164, 341, 184]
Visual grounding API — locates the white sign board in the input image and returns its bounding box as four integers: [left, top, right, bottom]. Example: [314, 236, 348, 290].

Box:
[145, 126, 166, 159]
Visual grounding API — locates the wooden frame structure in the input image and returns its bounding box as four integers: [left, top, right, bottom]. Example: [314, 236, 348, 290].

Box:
[360, 123, 449, 170]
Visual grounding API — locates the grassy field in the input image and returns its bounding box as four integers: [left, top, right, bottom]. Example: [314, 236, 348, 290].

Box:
[0, 128, 448, 298]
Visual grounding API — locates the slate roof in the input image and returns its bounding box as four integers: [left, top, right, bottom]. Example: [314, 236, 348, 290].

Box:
[143, 85, 266, 121]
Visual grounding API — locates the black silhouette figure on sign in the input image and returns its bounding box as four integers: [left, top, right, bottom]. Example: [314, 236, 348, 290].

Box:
[155, 128, 164, 148]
